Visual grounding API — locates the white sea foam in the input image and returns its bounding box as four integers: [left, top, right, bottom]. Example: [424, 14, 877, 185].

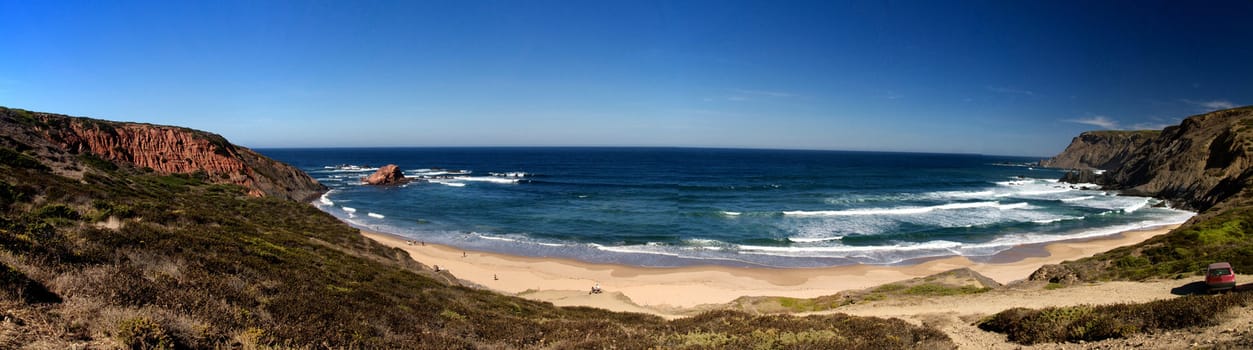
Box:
[1060, 196, 1095, 202]
[477, 234, 519, 243]
[739, 210, 1194, 263]
[1123, 200, 1150, 213]
[1016, 189, 1072, 196]
[783, 201, 1029, 217]
[318, 192, 335, 206]
[943, 190, 996, 198]
[740, 240, 963, 254]
[407, 169, 473, 177]
[787, 236, 844, 243]
[429, 180, 467, 187]
[367, 213, 385, 219]
[342, 207, 357, 213]
[722, 211, 742, 216]
[454, 176, 521, 184]
[1032, 216, 1084, 224]
[324, 165, 378, 173]
[589, 243, 686, 257]
[684, 238, 723, 246]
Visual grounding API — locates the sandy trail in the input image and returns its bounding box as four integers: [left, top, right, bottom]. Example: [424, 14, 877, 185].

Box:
[830, 280, 1186, 349]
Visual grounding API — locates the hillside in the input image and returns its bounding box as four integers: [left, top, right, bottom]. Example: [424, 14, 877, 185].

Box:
[1031, 106, 1253, 282]
[1039, 130, 1160, 171]
[0, 108, 325, 202]
[0, 107, 953, 348]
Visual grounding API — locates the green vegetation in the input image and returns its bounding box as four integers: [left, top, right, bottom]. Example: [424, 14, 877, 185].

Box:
[900, 283, 990, 296]
[733, 273, 993, 314]
[1047, 204, 1253, 281]
[661, 310, 950, 349]
[0, 124, 954, 348]
[115, 317, 175, 350]
[0, 147, 49, 171]
[80, 153, 119, 171]
[979, 292, 1253, 344]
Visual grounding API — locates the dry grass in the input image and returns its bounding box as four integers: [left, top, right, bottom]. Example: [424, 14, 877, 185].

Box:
[978, 292, 1253, 344]
[0, 137, 958, 348]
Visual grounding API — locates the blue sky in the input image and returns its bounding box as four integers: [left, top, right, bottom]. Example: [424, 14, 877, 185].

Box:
[1, 1, 1250, 156]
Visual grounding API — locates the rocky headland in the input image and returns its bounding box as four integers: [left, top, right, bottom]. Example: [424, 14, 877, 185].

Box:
[0, 107, 325, 201]
[1041, 107, 1253, 212]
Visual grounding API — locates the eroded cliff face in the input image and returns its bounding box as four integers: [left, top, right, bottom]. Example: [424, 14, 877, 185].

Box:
[1105, 107, 1253, 211]
[1039, 130, 1159, 170]
[0, 107, 325, 202]
[1043, 107, 1253, 211]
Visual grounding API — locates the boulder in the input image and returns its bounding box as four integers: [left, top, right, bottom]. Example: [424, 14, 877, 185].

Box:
[363, 164, 407, 185]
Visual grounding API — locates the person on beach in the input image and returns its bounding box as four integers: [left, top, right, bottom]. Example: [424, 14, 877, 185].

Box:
[590, 282, 602, 294]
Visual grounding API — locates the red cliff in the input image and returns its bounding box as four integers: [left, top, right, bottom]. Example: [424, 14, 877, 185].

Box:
[0, 107, 325, 202]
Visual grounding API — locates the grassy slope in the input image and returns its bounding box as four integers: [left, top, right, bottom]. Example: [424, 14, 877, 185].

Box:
[0, 142, 954, 349]
[980, 107, 1253, 345]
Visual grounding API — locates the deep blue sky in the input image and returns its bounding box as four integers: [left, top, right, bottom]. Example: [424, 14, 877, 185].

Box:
[2, 1, 1250, 156]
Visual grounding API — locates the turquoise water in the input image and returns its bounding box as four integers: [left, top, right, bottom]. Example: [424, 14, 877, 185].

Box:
[261, 147, 1193, 268]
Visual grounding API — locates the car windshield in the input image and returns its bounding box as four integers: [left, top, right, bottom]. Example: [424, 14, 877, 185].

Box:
[1210, 268, 1233, 276]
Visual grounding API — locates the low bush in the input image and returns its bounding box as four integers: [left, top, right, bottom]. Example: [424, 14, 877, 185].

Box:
[979, 292, 1253, 344]
[0, 147, 48, 171]
[115, 317, 174, 350]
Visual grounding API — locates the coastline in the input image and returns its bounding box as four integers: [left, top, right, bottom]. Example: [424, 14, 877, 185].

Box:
[360, 223, 1179, 314]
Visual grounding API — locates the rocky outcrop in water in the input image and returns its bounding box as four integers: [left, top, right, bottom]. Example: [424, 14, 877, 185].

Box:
[363, 164, 407, 185]
[0, 107, 325, 202]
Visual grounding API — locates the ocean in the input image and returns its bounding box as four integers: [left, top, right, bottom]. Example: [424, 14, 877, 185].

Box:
[260, 147, 1194, 268]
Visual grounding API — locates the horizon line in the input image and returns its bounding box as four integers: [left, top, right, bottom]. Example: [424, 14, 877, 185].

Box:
[249, 145, 1050, 159]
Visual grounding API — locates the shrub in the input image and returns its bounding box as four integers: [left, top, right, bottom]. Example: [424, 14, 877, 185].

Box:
[80, 153, 119, 171]
[35, 204, 79, 221]
[115, 317, 174, 350]
[979, 292, 1253, 344]
[0, 147, 47, 171]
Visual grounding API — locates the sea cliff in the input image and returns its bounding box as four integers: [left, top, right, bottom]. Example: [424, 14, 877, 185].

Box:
[0, 107, 325, 201]
[1033, 106, 1253, 283]
[1042, 107, 1253, 212]
[1040, 130, 1159, 171]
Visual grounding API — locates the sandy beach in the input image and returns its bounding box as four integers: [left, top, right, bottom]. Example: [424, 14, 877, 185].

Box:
[362, 224, 1178, 315]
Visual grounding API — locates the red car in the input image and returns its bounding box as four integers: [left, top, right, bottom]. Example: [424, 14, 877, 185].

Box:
[1206, 262, 1236, 292]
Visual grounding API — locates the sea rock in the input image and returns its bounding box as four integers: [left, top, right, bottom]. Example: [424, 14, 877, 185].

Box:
[0, 107, 326, 202]
[1059, 169, 1104, 185]
[364, 164, 407, 185]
